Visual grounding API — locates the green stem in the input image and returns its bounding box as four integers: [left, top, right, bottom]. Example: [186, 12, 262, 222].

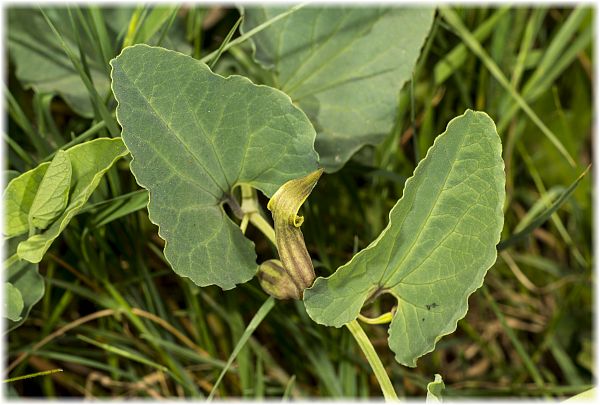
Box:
[248, 213, 276, 245]
[240, 184, 276, 244]
[358, 312, 394, 325]
[346, 320, 399, 401]
[240, 184, 397, 401]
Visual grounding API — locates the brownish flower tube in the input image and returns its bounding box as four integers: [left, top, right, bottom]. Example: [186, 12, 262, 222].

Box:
[259, 169, 324, 300]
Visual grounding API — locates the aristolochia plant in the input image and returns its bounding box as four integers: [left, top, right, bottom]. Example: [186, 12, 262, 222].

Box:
[109, 41, 505, 399]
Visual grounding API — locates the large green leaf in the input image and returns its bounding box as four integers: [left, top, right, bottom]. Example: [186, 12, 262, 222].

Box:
[3, 138, 128, 263]
[242, 7, 435, 171]
[110, 44, 318, 290]
[304, 110, 505, 367]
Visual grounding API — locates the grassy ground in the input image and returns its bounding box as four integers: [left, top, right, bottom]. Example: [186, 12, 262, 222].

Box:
[5, 5, 594, 399]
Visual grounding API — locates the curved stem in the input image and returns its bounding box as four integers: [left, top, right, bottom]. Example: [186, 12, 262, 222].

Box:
[240, 184, 398, 401]
[240, 184, 276, 244]
[346, 320, 399, 401]
[248, 213, 276, 245]
[358, 311, 394, 325]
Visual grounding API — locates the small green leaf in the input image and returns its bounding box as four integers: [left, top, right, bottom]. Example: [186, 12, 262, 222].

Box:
[110, 44, 318, 290]
[242, 7, 435, 171]
[4, 282, 24, 322]
[426, 374, 445, 403]
[28, 150, 72, 230]
[4, 166, 47, 238]
[6, 138, 128, 263]
[5, 237, 44, 331]
[6, 261, 43, 331]
[304, 110, 505, 367]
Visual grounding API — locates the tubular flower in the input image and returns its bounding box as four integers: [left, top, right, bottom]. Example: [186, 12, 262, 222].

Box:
[258, 169, 323, 299]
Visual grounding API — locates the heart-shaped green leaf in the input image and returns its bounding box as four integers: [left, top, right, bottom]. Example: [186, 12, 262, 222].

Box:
[242, 7, 435, 171]
[304, 110, 505, 367]
[110, 44, 318, 290]
[3, 138, 128, 262]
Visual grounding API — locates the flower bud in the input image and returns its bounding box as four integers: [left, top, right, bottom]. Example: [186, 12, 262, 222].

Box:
[257, 260, 301, 300]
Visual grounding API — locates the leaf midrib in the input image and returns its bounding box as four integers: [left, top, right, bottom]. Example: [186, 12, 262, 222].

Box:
[117, 61, 228, 199]
[378, 117, 473, 288]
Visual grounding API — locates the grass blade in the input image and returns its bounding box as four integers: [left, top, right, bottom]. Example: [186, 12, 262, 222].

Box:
[434, 6, 511, 85]
[156, 6, 180, 47]
[439, 6, 576, 167]
[510, 9, 547, 88]
[481, 285, 546, 391]
[208, 15, 243, 70]
[498, 165, 590, 250]
[207, 297, 275, 401]
[282, 375, 296, 400]
[41, 120, 107, 162]
[3, 369, 63, 383]
[39, 9, 120, 137]
[522, 7, 589, 97]
[5, 86, 49, 158]
[76, 334, 170, 373]
[88, 6, 115, 68]
[200, 3, 307, 64]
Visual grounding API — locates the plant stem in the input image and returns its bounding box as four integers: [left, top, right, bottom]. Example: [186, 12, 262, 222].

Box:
[240, 184, 276, 244]
[358, 312, 394, 325]
[240, 184, 398, 401]
[248, 213, 276, 245]
[346, 320, 399, 401]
